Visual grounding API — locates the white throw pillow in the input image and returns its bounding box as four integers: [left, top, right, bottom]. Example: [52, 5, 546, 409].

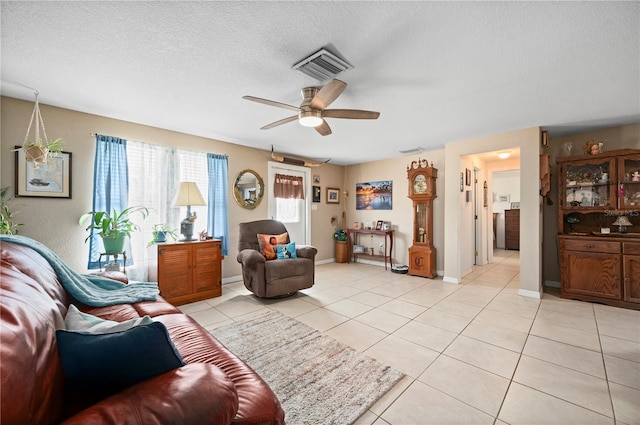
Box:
[65, 304, 153, 334]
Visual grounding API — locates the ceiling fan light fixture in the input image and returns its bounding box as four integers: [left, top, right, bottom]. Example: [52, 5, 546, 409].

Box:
[299, 110, 323, 127]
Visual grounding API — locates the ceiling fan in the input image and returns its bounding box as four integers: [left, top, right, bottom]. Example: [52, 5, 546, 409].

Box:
[242, 79, 380, 136]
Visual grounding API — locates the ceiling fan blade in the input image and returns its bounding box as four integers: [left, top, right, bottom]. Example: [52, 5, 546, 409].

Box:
[323, 109, 380, 119]
[310, 79, 347, 110]
[261, 115, 298, 130]
[315, 120, 332, 136]
[242, 95, 300, 112]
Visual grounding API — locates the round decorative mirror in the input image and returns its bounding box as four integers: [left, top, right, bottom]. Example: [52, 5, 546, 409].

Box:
[233, 169, 264, 209]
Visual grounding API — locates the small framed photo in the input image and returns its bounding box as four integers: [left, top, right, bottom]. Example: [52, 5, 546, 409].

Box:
[15, 148, 72, 198]
[313, 174, 320, 184]
[465, 168, 471, 186]
[326, 187, 340, 204]
[510, 202, 520, 209]
[460, 172, 464, 192]
[499, 194, 510, 203]
[376, 220, 383, 230]
[353, 222, 361, 230]
[312, 185, 321, 203]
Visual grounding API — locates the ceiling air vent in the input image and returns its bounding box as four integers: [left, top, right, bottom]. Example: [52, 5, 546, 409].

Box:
[292, 48, 354, 82]
[399, 147, 425, 155]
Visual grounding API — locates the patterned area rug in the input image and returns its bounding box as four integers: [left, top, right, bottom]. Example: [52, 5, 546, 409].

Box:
[210, 311, 404, 425]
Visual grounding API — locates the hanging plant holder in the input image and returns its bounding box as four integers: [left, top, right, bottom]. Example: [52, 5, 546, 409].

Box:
[18, 91, 64, 169]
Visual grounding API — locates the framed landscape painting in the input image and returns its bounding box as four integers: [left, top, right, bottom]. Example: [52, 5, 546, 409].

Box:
[356, 180, 392, 210]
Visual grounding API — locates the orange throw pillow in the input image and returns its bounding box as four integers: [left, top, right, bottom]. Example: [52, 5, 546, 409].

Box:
[257, 232, 288, 260]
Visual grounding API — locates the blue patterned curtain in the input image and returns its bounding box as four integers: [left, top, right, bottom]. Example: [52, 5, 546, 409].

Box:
[207, 153, 229, 255]
[87, 135, 129, 269]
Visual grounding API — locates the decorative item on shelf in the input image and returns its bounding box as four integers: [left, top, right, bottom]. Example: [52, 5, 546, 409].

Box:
[173, 182, 206, 241]
[563, 142, 574, 156]
[12, 90, 65, 169]
[583, 140, 604, 155]
[632, 171, 640, 182]
[565, 214, 580, 233]
[612, 215, 632, 234]
[353, 245, 365, 253]
[333, 230, 347, 241]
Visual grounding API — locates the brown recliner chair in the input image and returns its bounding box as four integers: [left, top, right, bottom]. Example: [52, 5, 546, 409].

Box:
[237, 219, 317, 298]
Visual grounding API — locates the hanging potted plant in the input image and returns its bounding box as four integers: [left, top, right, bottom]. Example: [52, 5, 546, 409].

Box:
[79, 206, 149, 254]
[147, 223, 178, 247]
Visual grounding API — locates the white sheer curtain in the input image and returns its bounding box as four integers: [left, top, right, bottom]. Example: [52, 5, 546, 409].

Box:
[126, 141, 208, 281]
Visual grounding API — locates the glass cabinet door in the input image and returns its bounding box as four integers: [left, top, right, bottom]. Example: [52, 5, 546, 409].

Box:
[564, 159, 614, 209]
[619, 155, 640, 209]
[414, 202, 427, 243]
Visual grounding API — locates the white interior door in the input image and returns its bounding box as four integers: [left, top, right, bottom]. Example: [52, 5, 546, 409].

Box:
[268, 161, 310, 245]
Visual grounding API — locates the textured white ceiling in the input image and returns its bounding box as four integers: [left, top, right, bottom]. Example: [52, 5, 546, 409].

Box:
[1, 1, 638, 165]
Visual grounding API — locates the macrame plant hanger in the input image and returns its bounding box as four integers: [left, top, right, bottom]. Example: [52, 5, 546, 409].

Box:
[22, 91, 50, 168]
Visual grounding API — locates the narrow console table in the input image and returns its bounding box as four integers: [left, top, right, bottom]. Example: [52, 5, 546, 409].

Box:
[346, 229, 394, 270]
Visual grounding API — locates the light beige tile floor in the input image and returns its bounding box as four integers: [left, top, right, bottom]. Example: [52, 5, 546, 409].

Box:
[180, 249, 640, 425]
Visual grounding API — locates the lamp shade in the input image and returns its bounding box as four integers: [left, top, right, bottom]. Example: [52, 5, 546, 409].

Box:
[612, 215, 632, 227]
[173, 182, 206, 207]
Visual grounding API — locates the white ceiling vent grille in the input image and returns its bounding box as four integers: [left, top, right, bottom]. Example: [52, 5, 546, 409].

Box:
[292, 48, 354, 82]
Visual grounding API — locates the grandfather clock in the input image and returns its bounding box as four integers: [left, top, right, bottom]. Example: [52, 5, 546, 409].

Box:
[407, 159, 437, 278]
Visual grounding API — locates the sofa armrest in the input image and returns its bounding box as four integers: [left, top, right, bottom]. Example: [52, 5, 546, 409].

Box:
[61, 364, 238, 425]
[295, 244, 318, 260]
[237, 249, 266, 267]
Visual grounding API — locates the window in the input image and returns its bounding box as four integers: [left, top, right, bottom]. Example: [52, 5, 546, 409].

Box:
[89, 136, 227, 281]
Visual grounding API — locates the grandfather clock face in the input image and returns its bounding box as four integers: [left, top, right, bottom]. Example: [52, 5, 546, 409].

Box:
[413, 174, 428, 195]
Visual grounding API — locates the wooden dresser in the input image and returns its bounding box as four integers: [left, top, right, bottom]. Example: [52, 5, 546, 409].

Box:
[504, 209, 520, 250]
[155, 240, 222, 306]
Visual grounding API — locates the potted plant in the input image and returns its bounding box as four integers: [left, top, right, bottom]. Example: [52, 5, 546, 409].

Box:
[333, 229, 349, 263]
[0, 187, 23, 235]
[79, 206, 149, 254]
[147, 223, 178, 247]
[13, 137, 65, 165]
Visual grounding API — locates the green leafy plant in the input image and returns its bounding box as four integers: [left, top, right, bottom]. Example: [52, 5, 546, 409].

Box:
[147, 223, 178, 247]
[0, 187, 23, 235]
[79, 206, 150, 243]
[333, 229, 347, 241]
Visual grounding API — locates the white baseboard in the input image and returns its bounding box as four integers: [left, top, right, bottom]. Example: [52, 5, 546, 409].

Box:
[518, 288, 541, 299]
[443, 276, 461, 284]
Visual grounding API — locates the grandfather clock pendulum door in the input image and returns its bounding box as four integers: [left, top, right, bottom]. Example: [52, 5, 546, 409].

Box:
[407, 159, 437, 278]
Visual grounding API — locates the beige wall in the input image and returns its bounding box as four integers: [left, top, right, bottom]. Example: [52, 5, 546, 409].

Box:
[0, 96, 344, 279]
[345, 151, 446, 272]
[543, 124, 640, 284]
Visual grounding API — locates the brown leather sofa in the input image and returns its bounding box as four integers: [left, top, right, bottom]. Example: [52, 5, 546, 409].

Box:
[0, 238, 285, 425]
[237, 219, 317, 298]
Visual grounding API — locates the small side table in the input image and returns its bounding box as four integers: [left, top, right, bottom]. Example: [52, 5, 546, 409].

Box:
[98, 251, 127, 274]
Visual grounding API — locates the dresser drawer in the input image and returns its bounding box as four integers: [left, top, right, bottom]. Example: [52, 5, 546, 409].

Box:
[563, 239, 621, 254]
[623, 242, 640, 255]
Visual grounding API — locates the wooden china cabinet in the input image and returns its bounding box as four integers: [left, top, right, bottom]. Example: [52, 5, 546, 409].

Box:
[557, 148, 640, 310]
[406, 159, 437, 278]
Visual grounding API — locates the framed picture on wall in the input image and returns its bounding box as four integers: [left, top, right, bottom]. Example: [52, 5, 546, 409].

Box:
[326, 187, 340, 204]
[15, 148, 72, 198]
[312, 185, 321, 203]
[465, 168, 471, 186]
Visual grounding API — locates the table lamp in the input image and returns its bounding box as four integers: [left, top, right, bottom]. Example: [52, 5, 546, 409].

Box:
[612, 215, 632, 234]
[173, 182, 206, 240]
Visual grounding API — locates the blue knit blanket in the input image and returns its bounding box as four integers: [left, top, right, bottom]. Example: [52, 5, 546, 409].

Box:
[0, 235, 158, 307]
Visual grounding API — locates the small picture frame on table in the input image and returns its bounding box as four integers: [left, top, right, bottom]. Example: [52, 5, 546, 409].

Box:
[376, 220, 383, 230]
